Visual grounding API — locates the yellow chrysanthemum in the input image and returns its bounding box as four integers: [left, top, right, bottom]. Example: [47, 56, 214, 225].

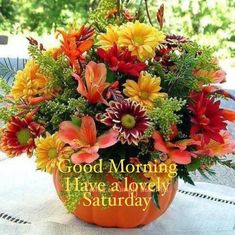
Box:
[35, 132, 73, 174]
[123, 72, 167, 108]
[10, 60, 50, 101]
[144, 159, 177, 193]
[97, 25, 119, 49]
[118, 21, 165, 61]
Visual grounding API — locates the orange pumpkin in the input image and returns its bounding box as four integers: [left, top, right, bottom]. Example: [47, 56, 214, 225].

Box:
[53, 169, 178, 228]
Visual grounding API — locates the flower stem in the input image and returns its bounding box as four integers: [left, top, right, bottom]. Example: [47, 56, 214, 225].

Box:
[144, 0, 153, 25]
[117, 0, 121, 17]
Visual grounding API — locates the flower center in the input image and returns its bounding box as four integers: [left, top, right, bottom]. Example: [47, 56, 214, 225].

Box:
[121, 114, 136, 129]
[134, 36, 144, 45]
[16, 128, 31, 146]
[140, 91, 149, 100]
[48, 148, 58, 159]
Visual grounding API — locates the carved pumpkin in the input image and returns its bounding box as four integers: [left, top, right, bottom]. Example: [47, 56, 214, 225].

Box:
[53, 169, 178, 228]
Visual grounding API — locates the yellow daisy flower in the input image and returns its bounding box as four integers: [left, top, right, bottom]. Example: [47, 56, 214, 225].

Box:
[97, 25, 119, 49]
[10, 60, 50, 101]
[144, 159, 177, 193]
[35, 132, 73, 174]
[118, 21, 165, 61]
[123, 72, 167, 108]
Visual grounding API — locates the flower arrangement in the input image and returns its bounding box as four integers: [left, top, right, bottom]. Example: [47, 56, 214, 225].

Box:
[0, 0, 235, 227]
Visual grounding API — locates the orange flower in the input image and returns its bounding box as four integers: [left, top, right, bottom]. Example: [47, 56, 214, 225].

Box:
[202, 85, 235, 100]
[57, 25, 94, 73]
[152, 131, 198, 165]
[74, 61, 109, 104]
[222, 109, 235, 122]
[58, 116, 118, 164]
[193, 69, 226, 84]
[195, 131, 235, 156]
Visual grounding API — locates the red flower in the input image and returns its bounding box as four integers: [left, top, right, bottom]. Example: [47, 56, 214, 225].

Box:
[1, 113, 44, 157]
[97, 44, 147, 77]
[189, 91, 227, 145]
[98, 99, 150, 145]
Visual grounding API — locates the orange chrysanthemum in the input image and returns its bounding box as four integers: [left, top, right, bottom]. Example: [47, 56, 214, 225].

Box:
[10, 60, 51, 102]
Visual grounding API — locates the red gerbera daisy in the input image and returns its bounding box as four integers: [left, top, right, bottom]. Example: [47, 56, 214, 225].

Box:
[98, 99, 150, 145]
[1, 113, 45, 157]
[97, 44, 147, 77]
[189, 91, 227, 145]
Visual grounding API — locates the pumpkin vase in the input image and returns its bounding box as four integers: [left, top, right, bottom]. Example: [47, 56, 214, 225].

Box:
[53, 169, 178, 228]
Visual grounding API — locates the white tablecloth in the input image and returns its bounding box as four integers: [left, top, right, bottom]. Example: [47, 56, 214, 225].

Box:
[0, 156, 235, 235]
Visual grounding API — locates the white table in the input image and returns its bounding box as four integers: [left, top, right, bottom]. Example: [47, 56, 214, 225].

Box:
[0, 155, 235, 235]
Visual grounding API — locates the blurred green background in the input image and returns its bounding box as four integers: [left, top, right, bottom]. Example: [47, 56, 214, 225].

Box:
[0, 0, 234, 58]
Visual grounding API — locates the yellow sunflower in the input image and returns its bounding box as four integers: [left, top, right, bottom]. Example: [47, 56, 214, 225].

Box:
[97, 25, 119, 49]
[144, 159, 177, 193]
[123, 72, 167, 108]
[10, 60, 50, 101]
[35, 132, 73, 174]
[118, 21, 165, 61]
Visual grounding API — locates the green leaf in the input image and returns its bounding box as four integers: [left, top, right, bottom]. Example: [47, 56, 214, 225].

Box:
[186, 158, 201, 172]
[106, 69, 115, 83]
[177, 165, 195, 185]
[71, 116, 81, 127]
[152, 191, 160, 209]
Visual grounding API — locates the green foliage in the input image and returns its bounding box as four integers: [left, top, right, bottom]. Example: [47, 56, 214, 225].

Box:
[186, 158, 201, 172]
[0, 78, 11, 94]
[36, 96, 87, 133]
[217, 158, 235, 170]
[177, 165, 195, 185]
[1, 0, 99, 34]
[0, 0, 16, 31]
[159, 42, 216, 98]
[60, 169, 110, 213]
[89, 0, 117, 31]
[0, 106, 17, 122]
[0, 78, 17, 122]
[149, 98, 186, 140]
[152, 191, 160, 209]
[147, 0, 235, 58]
[28, 45, 73, 89]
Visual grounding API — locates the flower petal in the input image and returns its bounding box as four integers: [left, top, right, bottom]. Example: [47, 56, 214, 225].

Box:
[97, 130, 119, 149]
[58, 121, 81, 146]
[80, 116, 97, 146]
[71, 151, 99, 164]
[152, 131, 169, 153]
[169, 150, 192, 164]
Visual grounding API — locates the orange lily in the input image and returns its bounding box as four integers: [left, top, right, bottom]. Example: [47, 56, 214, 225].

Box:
[57, 26, 94, 73]
[74, 61, 109, 104]
[222, 109, 235, 122]
[193, 69, 226, 84]
[202, 85, 235, 101]
[152, 131, 198, 164]
[58, 116, 118, 164]
[194, 131, 235, 157]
